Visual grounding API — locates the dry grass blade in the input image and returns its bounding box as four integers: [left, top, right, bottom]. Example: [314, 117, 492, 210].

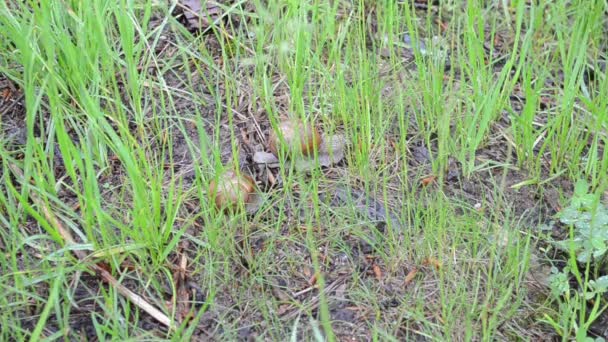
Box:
[281, 276, 347, 320]
[8, 163, 174, 330]
[174, 241, 193, 323]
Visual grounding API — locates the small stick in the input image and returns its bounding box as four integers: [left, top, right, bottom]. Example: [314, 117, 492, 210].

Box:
[281, 277, 346, 320]
[9, 164, 174, 330]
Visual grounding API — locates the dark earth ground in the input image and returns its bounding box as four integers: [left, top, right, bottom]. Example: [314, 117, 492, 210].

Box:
[2, 1, 608, 340]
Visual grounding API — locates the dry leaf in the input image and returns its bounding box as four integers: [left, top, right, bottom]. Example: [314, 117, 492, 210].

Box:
[421, 175, 437, 186]
[372, 264, 382, 281]
[435, 18, 448, 33]
[308, 273, 318, 286]
[423, 257, 442, 270]
[404, 267, 418, 285]
[253, 151, 279, 167]
[240, 127, 251, 146]
[1, 88, 11, 100]
[266, 170, 276, 186]
[302, 266, 313, 279]
[178, 0, 222, 31]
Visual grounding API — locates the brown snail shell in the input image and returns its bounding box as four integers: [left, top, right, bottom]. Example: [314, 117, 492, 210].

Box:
[268, 118, 321, 157]
[208, 170, 255, 211]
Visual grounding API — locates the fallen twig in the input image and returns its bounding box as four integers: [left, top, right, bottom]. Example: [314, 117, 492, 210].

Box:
[174, 240, 193, 323]
[9, 164, 174, 330]
[281, 276, 347, 320]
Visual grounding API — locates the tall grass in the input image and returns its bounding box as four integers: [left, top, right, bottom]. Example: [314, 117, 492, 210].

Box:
[0, 0, 607, 340]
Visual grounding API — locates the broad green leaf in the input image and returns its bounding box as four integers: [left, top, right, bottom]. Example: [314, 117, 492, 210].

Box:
[595, 210, 608, 226]
[590, 236, 606, 251]
[560, 206, 581, 225]
[574, 179, 589, 196]
[590, 275, 608, 292]
[549, 271, 570, 296]
[577, 249, 592, 263]
[580, 194, 597, 207]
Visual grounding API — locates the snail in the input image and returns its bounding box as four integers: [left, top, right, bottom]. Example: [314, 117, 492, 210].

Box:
[208, 170, 256, 211]
[268, 118, 321, 157]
